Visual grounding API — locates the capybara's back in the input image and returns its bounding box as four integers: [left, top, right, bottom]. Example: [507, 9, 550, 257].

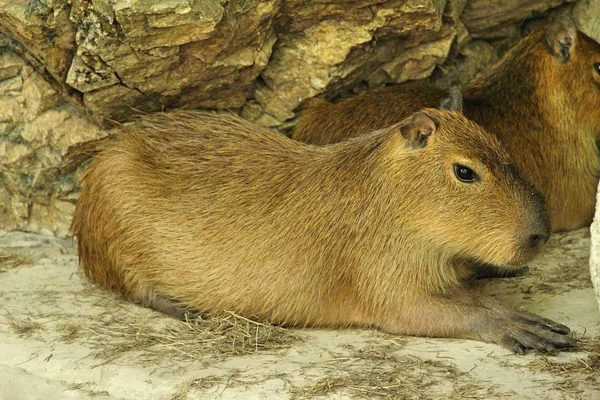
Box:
[293, 83, 446, 145]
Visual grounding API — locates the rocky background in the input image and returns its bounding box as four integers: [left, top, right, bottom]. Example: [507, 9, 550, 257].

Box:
[0, 0, 598, 237]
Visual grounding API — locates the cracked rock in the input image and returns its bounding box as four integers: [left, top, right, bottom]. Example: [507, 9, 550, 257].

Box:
[0, 48, 105, 236]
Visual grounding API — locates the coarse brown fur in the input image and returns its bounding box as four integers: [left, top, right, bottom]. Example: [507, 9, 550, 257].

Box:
[292, 17, 600, 233]
[72, 108, 576, 353]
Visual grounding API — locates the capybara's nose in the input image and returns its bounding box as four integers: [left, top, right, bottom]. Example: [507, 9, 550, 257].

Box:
[527, 233, 548, 249]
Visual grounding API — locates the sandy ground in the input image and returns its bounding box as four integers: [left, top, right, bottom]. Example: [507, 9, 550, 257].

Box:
[0, 229, 598, 400]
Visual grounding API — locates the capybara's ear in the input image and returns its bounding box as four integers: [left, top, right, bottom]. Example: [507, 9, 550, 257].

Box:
[546, 15, 577, 63]
[440, 86, 463, 113]
[400, 112, 436, 150]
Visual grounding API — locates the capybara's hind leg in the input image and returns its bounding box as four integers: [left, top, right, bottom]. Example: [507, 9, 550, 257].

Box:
[137, 291, 200, 320]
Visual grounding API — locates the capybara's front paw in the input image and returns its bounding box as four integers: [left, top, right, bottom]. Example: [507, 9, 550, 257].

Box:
[485, 311, 578, 354]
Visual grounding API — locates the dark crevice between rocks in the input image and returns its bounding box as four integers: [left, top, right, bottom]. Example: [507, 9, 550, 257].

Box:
[112, 69, 148, 99]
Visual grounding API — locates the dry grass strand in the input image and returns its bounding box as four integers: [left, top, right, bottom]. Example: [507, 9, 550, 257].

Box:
[7, 316, 45, 336]
[291, 342, 505, 400]
[0, 251, 32, 272]
[73, 310, 300, 365]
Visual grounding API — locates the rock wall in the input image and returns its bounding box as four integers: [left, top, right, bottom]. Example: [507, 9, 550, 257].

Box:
[0, 0, 598, 236]
[588, 186, 600, 313]
[0, 44, 104, 236]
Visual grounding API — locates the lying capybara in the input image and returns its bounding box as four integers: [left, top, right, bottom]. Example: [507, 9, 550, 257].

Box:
[292, 16, 600, 233]
[72, 101, 576, 353]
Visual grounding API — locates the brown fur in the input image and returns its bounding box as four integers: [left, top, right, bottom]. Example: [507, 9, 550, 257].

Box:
[292, 18, 600, 233]
[72, 109, 576, 353]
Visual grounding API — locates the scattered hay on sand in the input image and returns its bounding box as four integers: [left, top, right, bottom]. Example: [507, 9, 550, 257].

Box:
[3, 281, 301, 365]
[5, 316, 45, 336]
[58, 323, 84, 343]
[67, 382, 111, 397]
[290, 342, 503, 400]
[75, 310, 301, 365]
[529, 337, 600, 375]
[167, 371, 290, 400]
[527, 338, 600, 398]
[0, 251, 32, 272]
[526, 337, 600, 397]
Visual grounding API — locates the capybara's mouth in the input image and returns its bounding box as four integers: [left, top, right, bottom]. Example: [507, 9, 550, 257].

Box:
[468, 249, 533, 271]
[468, 260, 530, 280]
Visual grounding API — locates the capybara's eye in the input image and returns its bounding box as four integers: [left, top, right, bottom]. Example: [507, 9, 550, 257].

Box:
[453, 164, 478, 183]
[595, 62, 600, 75]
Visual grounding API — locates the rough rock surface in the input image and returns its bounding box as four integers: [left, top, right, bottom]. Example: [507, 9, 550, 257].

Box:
[0, 0, 595, 235]
[572, 0, 600, 41]
[589, 186, 600, 313]
[0, 229, 598, 399]
[242, 0, 454, 126]
[591, 0, 600, 307]
[0, 46, 105, 236]
[0, 0, 579, 127]
[461, 0, 574, 39]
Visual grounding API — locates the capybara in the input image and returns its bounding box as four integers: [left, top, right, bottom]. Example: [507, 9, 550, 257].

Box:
[72, 102, 576, 353]
[292, 16, 600, 233]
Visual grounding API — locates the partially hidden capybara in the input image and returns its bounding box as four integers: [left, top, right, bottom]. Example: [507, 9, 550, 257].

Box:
[292, 16, 600, 233]
[71, 98, 576, 353]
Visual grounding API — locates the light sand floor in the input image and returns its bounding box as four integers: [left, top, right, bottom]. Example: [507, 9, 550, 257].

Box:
[0, 229, 598, 400]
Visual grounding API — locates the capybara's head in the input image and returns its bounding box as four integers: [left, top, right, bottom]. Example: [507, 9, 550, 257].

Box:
[540, 16, 600, 131]
[384, 100, 550, 268]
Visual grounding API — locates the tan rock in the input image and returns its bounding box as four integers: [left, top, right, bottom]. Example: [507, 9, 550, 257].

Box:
[0, 49, 105, 236]
[572, 0, 600, 42]
[462, 0, 576, 39]
[244, 0, 449, 126]
[430, 40, 500, 88]
[249, 19, 379, 124]
[0, 51, 23, 81]
[66, 55, 120, 93]
[67, 0, 279, 121]
[0, 96, 23, 124]
[589, 184, 600, 312]
[28, 197, 75, 237]
[22, 68, 61, 120]
[111, 0, 225, 50]
[0, 141, 30, 164]
[380, 27, 456, 83]
[445, 0, 469, 22]
[0, 1, 76, 80]
[0, 74, 23, 94]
